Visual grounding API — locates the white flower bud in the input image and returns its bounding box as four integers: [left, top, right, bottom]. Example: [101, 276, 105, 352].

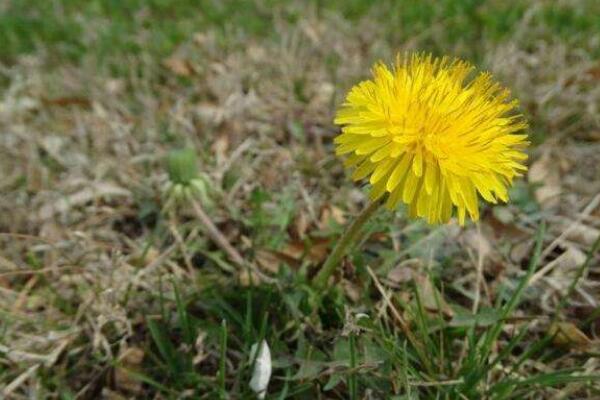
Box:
[249, 340, 271, 399]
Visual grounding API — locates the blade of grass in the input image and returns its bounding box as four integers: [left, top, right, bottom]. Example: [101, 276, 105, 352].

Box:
[172, 279, 194, 346]
[461, 222, 546, 392]
[147, 318, 182, 379]
[490, 370, 599, 397]
[552, 234, 600, 322]
[218, 319, 228, 398]
[275, 369, 292, 399]
[349, 333, 358, 400]
[483, 222, 545, 352]
[506, 233, 600, 380]
[122, 369, 179, 395]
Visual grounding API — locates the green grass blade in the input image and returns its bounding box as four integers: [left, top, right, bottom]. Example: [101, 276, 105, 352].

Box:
[219, 319, 228, 398]
[147, 318, 182, 379]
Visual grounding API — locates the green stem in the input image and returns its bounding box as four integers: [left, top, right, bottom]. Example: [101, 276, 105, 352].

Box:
[313, 200, 382, 289]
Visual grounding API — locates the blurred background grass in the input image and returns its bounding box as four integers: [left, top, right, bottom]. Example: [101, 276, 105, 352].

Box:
[2, 0, 598, 67]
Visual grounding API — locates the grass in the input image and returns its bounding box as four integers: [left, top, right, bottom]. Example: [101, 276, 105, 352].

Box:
[129, 223, 599, 398]
[1, 0, 600, 398]
[2, 0, 599, 68]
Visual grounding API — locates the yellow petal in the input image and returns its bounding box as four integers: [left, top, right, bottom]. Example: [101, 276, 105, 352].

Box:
[412, 150, 423, 177]
[402, 171, 420, 204]
[370, 158, 395, 184]
[386, 154, 412, 192]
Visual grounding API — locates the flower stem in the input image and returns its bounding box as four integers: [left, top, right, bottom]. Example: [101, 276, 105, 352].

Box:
[187, 191, 246, 268]
[312, 200, 382, 289]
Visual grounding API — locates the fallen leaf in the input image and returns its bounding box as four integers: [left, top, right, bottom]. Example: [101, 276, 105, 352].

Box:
[306, 238, 330, 264]
[39, 182, 130, 219]
[101, 388, 127, 400]
[255, 237, 330, 273]
[319, 204, 346, 228]
[255, 249, 287, 273]
[276, 243, 304, 261]
[313, 82, 335, 108]
[549, 322, 592, 350]
[105, 79, 125, 95]
[510, 239, 534, 264]
[531, 245, 587, 285]
[342, 280, 361, 302]
[291, 212, 310, 240]
[463, 228, 493, 262]
[279, 237, 330, 264]
[387, 264, 415, 284]
[585, 65, 600, 80]
[559, 220, 600, 247]
[238, 269, 261, 286]
[163, 57, 194, 77]
[193, 332, 208, 366]
[368, 231, 389, 242]
[212, 134, 229, 165]
[115, 347, 145, 394]
[551, 246, 587, 275]
[528, 151, 561, 209]
[196, 102, 224, 125]
[129, 247, 160, 268]
[0, 96, 39, 116]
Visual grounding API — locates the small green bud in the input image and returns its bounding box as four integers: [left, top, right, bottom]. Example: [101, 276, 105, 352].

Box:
[190, 177, 214, 208]
[170, 183, 183, 201]
[167, 148, 199, 185]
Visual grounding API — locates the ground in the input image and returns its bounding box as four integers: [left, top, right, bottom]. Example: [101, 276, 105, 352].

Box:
[1, 0, 599, 399]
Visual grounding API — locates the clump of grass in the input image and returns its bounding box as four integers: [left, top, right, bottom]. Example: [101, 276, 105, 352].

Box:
[136, 224, 599, 398]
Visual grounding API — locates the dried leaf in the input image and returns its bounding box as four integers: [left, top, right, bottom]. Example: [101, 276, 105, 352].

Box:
[196, 102, 224, 124]
[463, 228, 493, 262]
[585, 65, 600, 80]
[319, 205, 346, 228]
[549, 322, 592, 350]
[551, 246, 587, 275]
[279, 238, 330, 264]
[163, 57, 193, 77]
[238, 269, 261, 286]
[193, 332, 208, 366]
[387, 265, 414, 284]
[255, 249, 286, 273]
[115, 347, 145, 394]
[129, 247, 160, 268]
[559, 220, 600, 247]
[39, 182, 130, 219]
[528, 151, 561, 209]
[291, 212, 310, 240]
[531, 245, 587, 285]
[342, 280, 361, 302]
[105, 79, 125, 95]
[306, 238, 330, 264]
[212, 134, 229, 165]
[101, 388, 127, 400]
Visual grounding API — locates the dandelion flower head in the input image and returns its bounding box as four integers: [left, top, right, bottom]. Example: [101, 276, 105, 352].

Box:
[334, 53, 528, 225]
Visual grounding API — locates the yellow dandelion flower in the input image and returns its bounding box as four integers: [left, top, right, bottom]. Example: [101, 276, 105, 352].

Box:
[334, 53, 528, 225]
